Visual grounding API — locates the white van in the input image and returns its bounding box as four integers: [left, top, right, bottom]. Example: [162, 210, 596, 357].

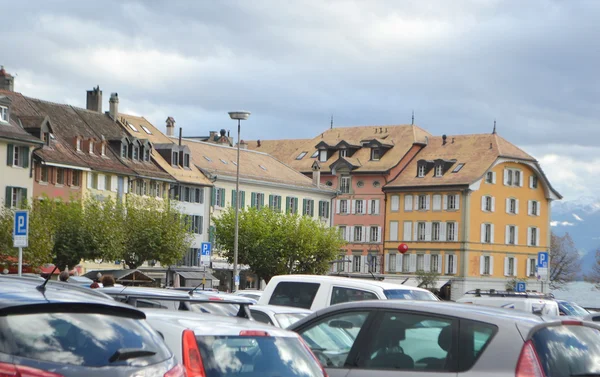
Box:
[258, 274, 439, 311]
[457, 295, 560, 316]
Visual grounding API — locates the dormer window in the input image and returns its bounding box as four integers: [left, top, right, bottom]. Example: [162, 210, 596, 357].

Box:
[76, 138, 82, 152]
[434, 164, 443, 177]
[339, 149, 347, 158]
[89, 140, 94, 154]
[172, 151, 179, 166]
[132, 146, 139, 160]
[42, 132, 50, 146]
[121, 143, 128, 158]
[0, 106, 7, 123]
[183, 153, 190, 168]
[417, 164, 426, 177]
[319, 150, 327, 163]
[144, 148, 150, 161]
[371, 148, 381, 161]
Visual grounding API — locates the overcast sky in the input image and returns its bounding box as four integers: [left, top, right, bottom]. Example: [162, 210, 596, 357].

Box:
[3, 0, 599, 201]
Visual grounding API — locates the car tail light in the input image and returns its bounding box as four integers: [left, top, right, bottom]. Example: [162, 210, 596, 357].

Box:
[164, 364, 186, 377]
[182, 329, 206, 377]
[208, 297, 223, 301]
[0, 362, 64, 377]
[299, 336, 329, 377]
[561, 320, 583, 326]
[239, 330, 269, 337]
[515, 340, 545, 377]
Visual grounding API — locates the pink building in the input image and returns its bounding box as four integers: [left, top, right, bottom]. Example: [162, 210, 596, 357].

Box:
[247, 125, 430, 276]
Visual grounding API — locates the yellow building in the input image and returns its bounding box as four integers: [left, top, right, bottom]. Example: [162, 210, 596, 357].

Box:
[383, 133, 561, 300]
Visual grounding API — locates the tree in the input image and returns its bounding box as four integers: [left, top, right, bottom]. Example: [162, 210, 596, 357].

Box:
[213, 206, 345, 283]
[416, 270, 440, 290]
[585, 250, 600, 289]
[549, 232, 581, 290]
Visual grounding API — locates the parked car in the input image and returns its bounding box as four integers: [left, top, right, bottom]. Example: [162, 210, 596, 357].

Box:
[250, 305, 312, 328]
[0, 275, 183, 377]
[234, 289, 264, 302]
[288, 299, 600, 377]
[457, 293, 560, 316]
[584, 311, 600, 322]
[142, 309, 328, 377]
[258, 275, 438, 311]
[556, 299, 589, 317]
[99, 286, 254, 318]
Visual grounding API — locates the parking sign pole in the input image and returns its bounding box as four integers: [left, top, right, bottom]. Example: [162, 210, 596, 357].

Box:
[18, 247, 22, 277]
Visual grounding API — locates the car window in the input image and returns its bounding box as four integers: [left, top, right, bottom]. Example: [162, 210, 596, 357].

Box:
[330, 286, 378, 305]
[362, 312, 454, 371]
[458, 320, 497, 371]
[196, 335, 323, 377]
[269, 282, 320, 309]
[532, 325, 600, 377]
[0, 312, 170, 367]
[559, 301, 588, 317]
[251, 310, 274, 325]
[274, 313, 309, 328]
[299, 311, 369, 368]
[383, 289, 439, 301]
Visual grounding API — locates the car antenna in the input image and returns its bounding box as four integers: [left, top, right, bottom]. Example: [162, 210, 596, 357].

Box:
[188, 280, 205, 296]
[36, 265, 58, 292]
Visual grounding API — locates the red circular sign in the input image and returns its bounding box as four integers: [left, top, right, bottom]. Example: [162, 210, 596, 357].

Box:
[397, 243, 409, 254]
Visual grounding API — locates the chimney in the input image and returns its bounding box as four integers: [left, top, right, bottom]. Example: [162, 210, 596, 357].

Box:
[86, 86, 102, 113]
[0, 66, 15, 92]
[166, 117, 175, 137]
[179, 127, 182, 146]
[209, 131, 217, 141]
[442, 135, 447, 145]
[312, 161, 321, 187]
[238, 140, 248, 150]
[257, 139, 261, 147]
[109, 93, 119, 122]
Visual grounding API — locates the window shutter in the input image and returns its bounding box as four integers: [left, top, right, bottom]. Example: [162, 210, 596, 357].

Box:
[413, 195, 418, 210]
[413, 222, 418, 241]
[251, 193, 257, 208]
[199, 216, 204, 234]
[6, 144, 13, 166]
[284, 197, 290, 213]
[527, 227, 532, 246]
[293, 197, 298, 213]
[365, 227, 370, 243]
[528, 200, 532, 215]
[513, 258, 519, 276]
[302, 198, 307, 214]
[390, 221, 399, 241]
[384, 254, 390, 272]
[454, 195, 460, 209]
[490, 256, 494, 276]
[425, 222, 432, 241]
[375, 200, 380, 214]
[211, 188, 216, 206]
[505, 225, 510, 244]
[481, 223, 486, 243]
[425, 195, 431, 210]
[492, 172, 497, 184]
[481, 196, 486, 211]
[503, 169, 509, 185]
[529, 176, 534, 189]
[440, 222, 446, 241]
[111, 176, 118, 192]
[268, 194, 273, 208]
[443, 195, 448, 210]
[20, 147, 29, 169]
[220, 188, 226, 207]
[377, 226, 382, 243]
[405, 195, 413, 211]
[366, 200, 372, 214]
[362, 200, 367, 214]
[424, 254, 431, 272]
[4, 186, 12, 207]
[480, 256, 485, 275]
[536, 228, 540, 246]
[505, 198, 510, 214]
[444, 255, 450, 274]
[515, 226, 519, 245]
[360, 255, 367, 273]
[536, 201, 541, 216]
[241, 191, 246, 208]
[519, 174, 524, 187]
[491, 224, 495, 243]
[391, 195, 399, 211]
[504, 257, 510, 276]
[452, 255, 458, 275]
[433, 195, 441, 211]
[409, 254, 417, 273]
[526, 258, 531, 277]
[351, 200, 356, 214]
[346, 227, 351, 242]
[515, 199, 519, 214]
[403, 221, 411, 241]
[454, 223, 459, 241]
[87, 172, 92, 188]
[311, 200, 315, 217]
[336, 199, 340, 214]
[396, 254, 403, 272]
[491, 197, 496, 212]
[232, 190, 237, 208]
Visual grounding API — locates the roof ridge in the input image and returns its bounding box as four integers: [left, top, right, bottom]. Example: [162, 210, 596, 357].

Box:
[176, 136, 275, 157]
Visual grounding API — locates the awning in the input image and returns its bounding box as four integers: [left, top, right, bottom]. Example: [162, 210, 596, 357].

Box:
[431, 280, 451, 290]
[177, 271, 219, 282]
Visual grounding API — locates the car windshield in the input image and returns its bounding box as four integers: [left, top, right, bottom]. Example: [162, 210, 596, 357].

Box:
[384, 289, 438, 301]
[274, 313, 309, 328]
[0, 312, 170, 367]
[196, 335, 323, 377]
[559, 301, 588, 317]
[532, 324, 600, 377]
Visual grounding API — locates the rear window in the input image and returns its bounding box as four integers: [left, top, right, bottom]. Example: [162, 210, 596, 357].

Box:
[384, 289, 439, 301]
[196, 335, 323, 377]
[532, 325, 600, 377]
[0, 312, 170, 367]
[330, 286, 378, 305]
[269, 282, 320, 309]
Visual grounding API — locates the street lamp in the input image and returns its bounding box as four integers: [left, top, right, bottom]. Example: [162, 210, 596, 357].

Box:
[228, 110, 251, 292]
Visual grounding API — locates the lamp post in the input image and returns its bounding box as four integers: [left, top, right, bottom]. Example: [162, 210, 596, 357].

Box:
[228, 111, 251, 292]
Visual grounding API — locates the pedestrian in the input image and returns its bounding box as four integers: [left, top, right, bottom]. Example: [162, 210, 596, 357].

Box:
[59, 271, 70, 282]
[90, 282, 100, 289]
[101, 275, 115, 287]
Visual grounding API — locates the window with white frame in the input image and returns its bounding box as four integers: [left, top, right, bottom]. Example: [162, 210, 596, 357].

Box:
[172, 151, 179, 166]
[340, 176, 351, 193]
[509, 198, 517, 214]
[529, 259, 536, 277]
[447, 222, 456, 241]
[508, 225, 516, 245]
[391, 195, 400, 211]
[89, 141, 94, 154]
[529, 200, 540, 216]
[484, 196, 493, 212]
[101, 143, 106, 156]
[402, 255, 410, 272]
[40, 166, 49, 183]
[530, 175, 538, 189]
[507, 257, 516, 276]
[434, 164, 442, 177]
[7, 187, 26, 208]
[354, 226, 362, 242]
[76, 138, 82, 152]
[483, 223, 492, 244]
[417, 222, 426, 241]
[389, 254, 396, 272]
[416, 254, 424, 271]
[352, 255, 361, 272]
[183, 153, 190, 167]
[133, 146, 139, 160]
[338, 226, 347, 240]
[370, 199, 378, 214]
[0, 106, 7, 122]
[418, 195, 427, 210]
[485, 171, 494, 184]
[370, 226, 379, 243]
[355, 200, 364, 214]
[482, 256, 491, 275]
[417, 164, 425, 177]
[319, 150, 328, 163]
[505, 168, 522, 187]
[432, 194, 442, 211]
[121, 143, 127, 158]
[529, 227, 539, 246]
[371, 148, 381, 161]
[431, 255, 439, 272]
[432, 222, 440, 241]
[339, 149, 347, 158]
[447, 255, 455, 274]
[296, 151, 307, 160]
[340, 199, 349, 214]
[447, 194, 458, 210]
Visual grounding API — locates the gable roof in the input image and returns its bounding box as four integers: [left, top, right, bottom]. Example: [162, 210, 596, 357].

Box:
[178, 138, 336, 192]
[247, 124, 431, 173]
[0, 96, 43, 145]
[119, 114, 213, 187]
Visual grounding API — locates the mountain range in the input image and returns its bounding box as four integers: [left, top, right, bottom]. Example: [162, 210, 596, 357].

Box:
[551, 196, 600, 277]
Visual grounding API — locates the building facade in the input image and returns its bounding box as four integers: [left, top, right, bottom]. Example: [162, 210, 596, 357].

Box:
[383, 134, 561, 300]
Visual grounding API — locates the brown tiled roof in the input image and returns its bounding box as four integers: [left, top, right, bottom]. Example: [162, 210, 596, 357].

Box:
[247, 124, 431, 173]
[179, 138, 336, 192]
[385, 133, 536, 188]
[0, 95, 43, 145]
[120, 114, 213, 186]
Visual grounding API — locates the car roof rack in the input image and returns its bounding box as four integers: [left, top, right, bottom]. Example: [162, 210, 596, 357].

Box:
[465, 289, 555, 299]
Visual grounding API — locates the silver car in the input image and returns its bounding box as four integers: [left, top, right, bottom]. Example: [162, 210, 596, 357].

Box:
[289, 300, 600, 377]
[250, 304, 312, 328]
[141, 309, 327, 377]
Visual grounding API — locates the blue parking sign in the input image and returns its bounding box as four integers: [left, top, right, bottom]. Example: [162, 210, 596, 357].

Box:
[537, 252, 548, 269]
[199, 242, 211, 266]
[515, 282, 526, 292]
[13, 210, 29, 247]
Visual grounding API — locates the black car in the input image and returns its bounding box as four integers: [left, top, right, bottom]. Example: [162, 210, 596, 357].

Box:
[0, 276, 184, 377]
